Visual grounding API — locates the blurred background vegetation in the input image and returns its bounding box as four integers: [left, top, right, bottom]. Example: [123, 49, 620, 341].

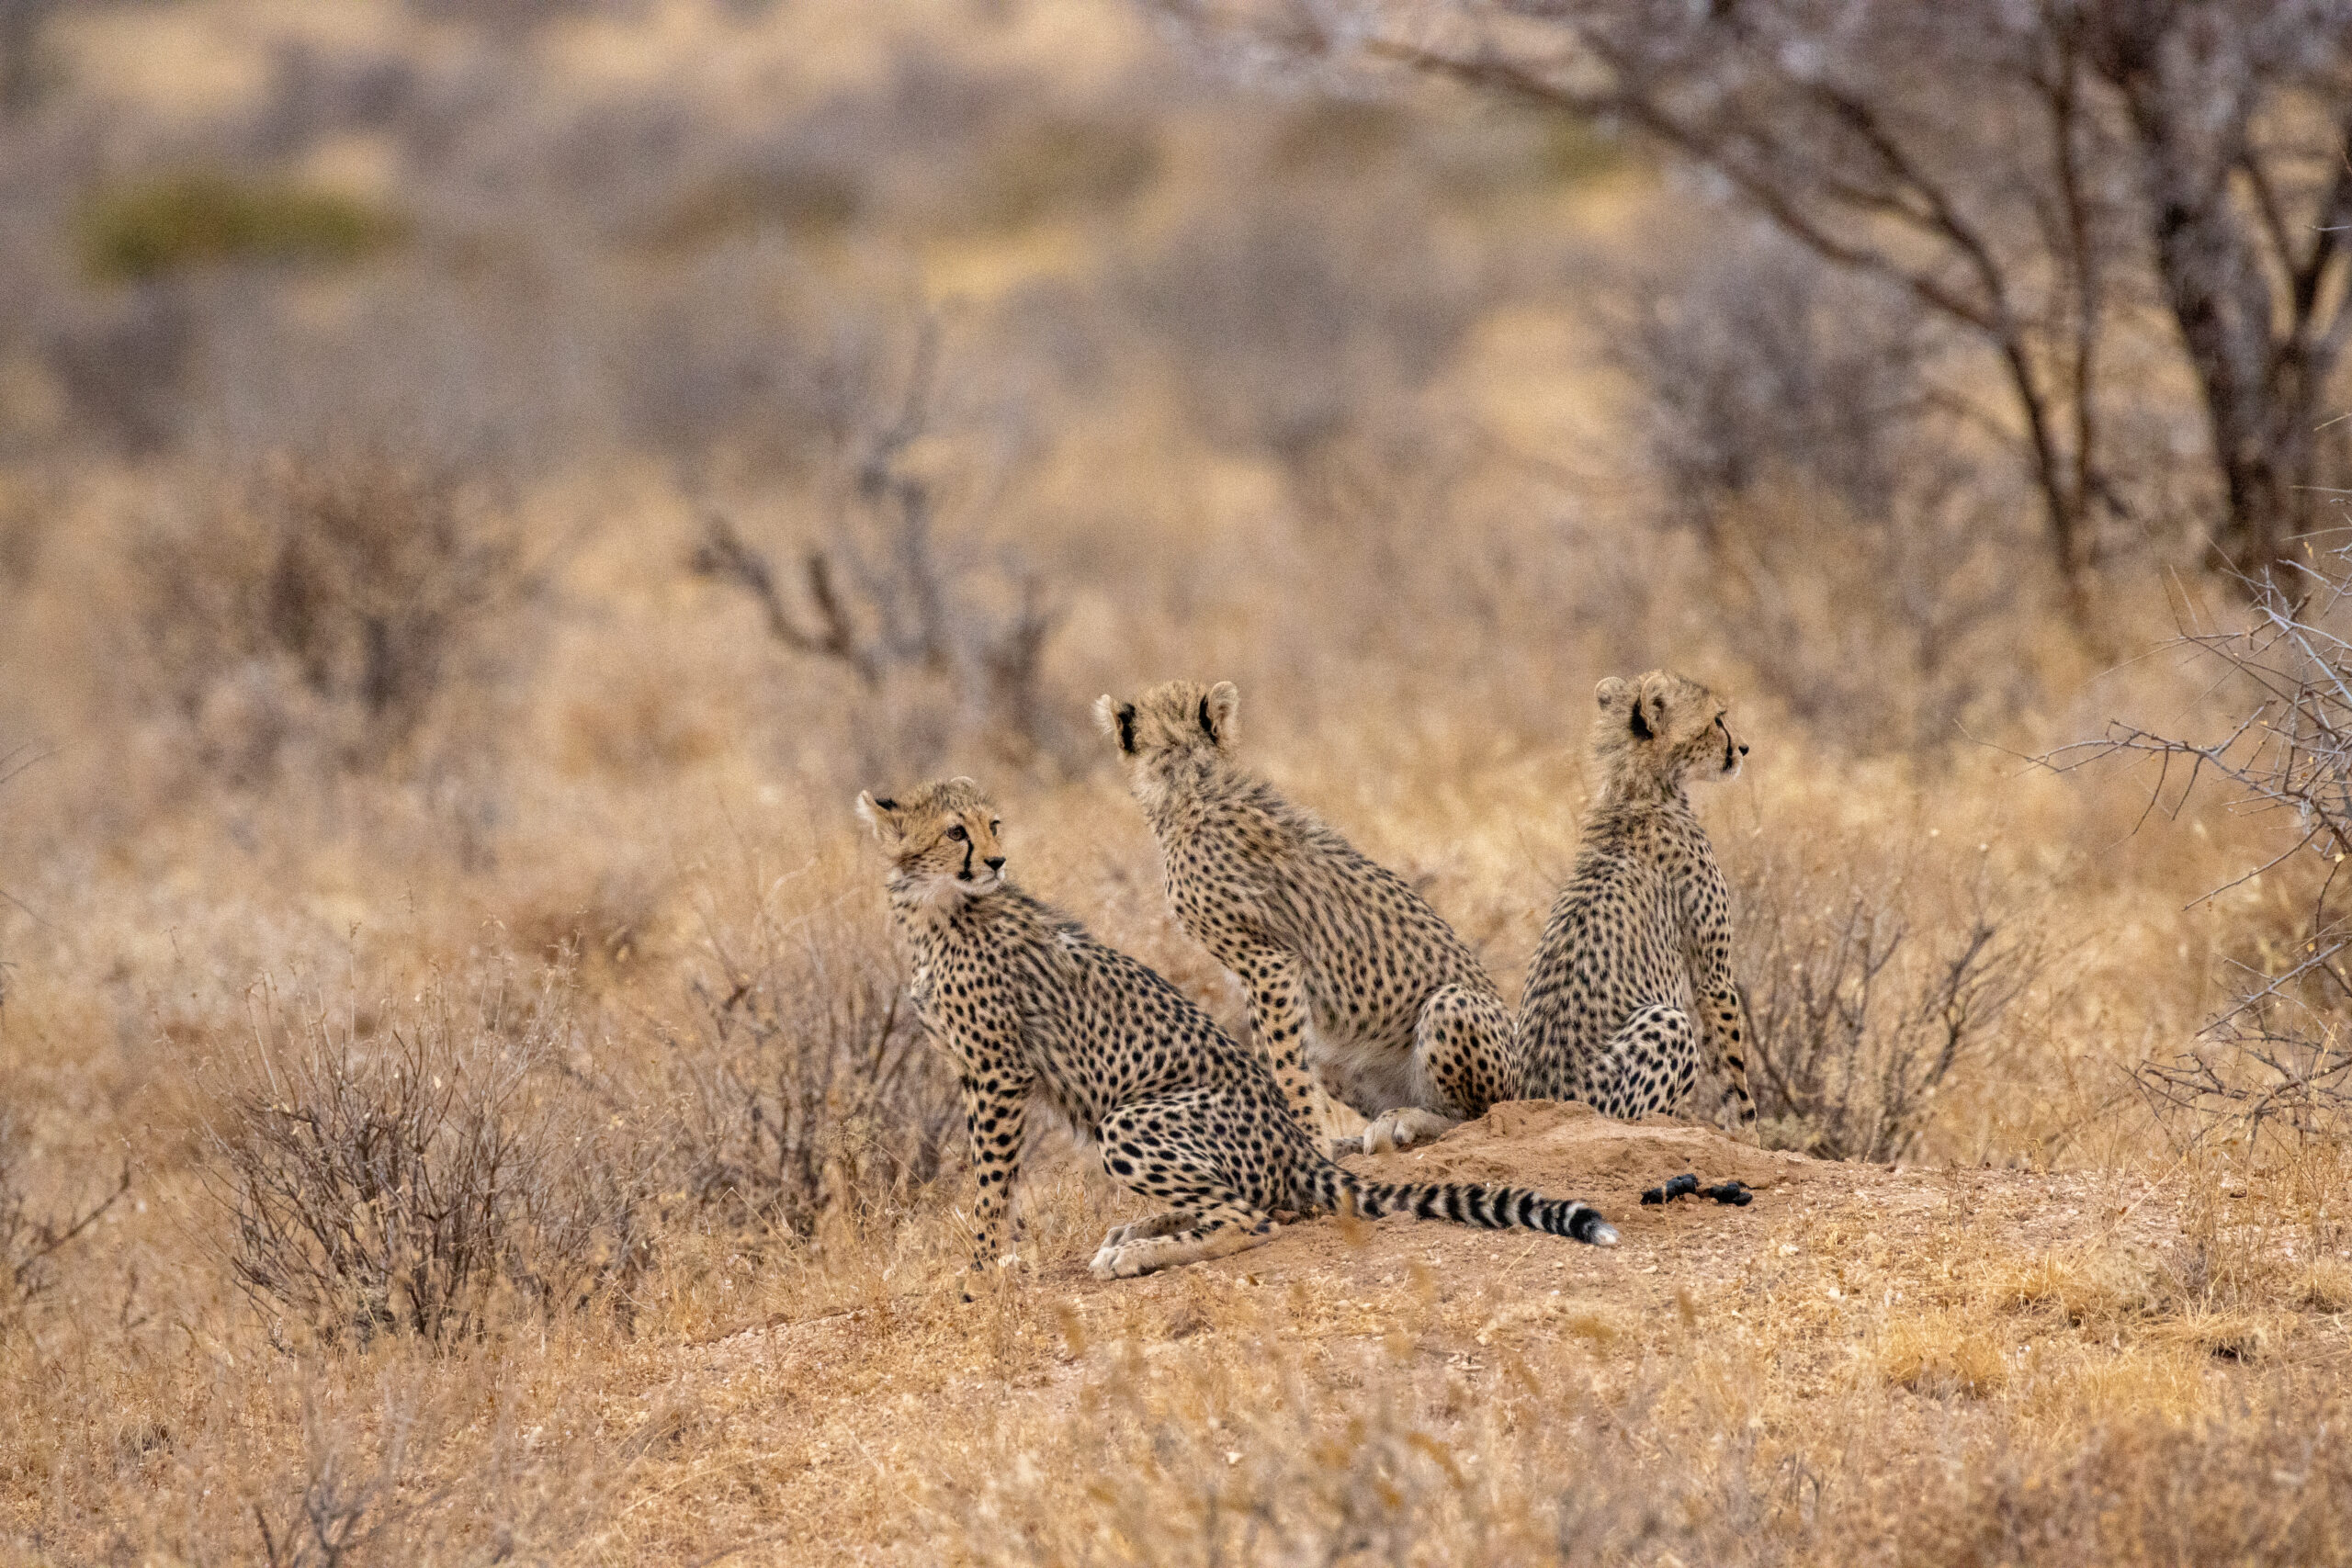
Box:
[0, 1, 2350, 1557]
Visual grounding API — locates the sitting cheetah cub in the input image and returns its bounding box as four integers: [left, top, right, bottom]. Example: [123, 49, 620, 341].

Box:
[1095, 680, 1513, 1157]
[1516, 671, 1759, 1132]
[857, 777, 1617, 1283]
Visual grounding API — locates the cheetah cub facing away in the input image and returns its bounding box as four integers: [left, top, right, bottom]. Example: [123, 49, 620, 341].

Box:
[1096, 680, 1513, 1157]
[1516, 671, 1759, 1131]
[857, 777, 1616, 1283]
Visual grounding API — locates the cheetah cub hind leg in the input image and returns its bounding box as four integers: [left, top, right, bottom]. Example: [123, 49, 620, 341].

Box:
[1342, 984, 1512, 1154]
[1090, 1201, 1277, 1280]
[1598, 1000, 1702, 1120]
[1350, 1107, 1462, 1156]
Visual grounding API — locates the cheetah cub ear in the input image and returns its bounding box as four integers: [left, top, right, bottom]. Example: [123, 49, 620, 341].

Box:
[1092, 694, 1138, 754]
[1598, 675, 1657, 738]
[854, 790, 904, 844]
[1201, 681, 1239, 746]
[1629, 671, 1674, 740]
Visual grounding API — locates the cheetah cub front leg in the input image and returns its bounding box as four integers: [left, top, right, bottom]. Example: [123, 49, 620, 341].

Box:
[1701, 981, 1760, 1141]
[1233, 947, 1346, 1156]
[1090, 1209, 1193, 1262]
[1090, 1203, 1276, 1280]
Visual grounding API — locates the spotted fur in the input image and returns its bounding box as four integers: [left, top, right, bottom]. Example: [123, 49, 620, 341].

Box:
[858, 777, 1617, 1283]
[1095, 681, 1513, 1157]
[1515, 671, 1758, 1130]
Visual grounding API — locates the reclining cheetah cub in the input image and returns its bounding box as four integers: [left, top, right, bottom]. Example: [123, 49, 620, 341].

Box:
[1095, 680, 1512, 1156]
[1516, 671, 1758, 1131]
[857, 776, 1616, 1283]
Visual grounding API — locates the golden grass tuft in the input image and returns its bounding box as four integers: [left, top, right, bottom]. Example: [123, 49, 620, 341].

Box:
[1993, 1242, 2169, 1328]
[1876, 1308, 2010, 1398]
[2295, 1258, 2352, 1313]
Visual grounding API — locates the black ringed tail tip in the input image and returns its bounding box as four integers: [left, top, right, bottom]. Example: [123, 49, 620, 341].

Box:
[1322, 1171, 1615, 1245]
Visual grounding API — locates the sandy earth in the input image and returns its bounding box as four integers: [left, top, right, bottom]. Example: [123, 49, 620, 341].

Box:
[630, 1102, 2195, 1562]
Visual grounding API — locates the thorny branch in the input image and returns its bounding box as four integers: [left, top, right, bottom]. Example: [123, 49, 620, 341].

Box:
[1, 1129, 130, 1325]
[687, 320, 1063, 759]
[2044, 535, 2352, 1145]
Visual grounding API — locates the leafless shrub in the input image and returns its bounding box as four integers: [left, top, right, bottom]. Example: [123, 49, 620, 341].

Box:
[670, 877, 960, 1243]
[131, 450, 536, 783]
[42, 282, 195, 455]
[0, 1110, 127, 1333]
[1732, 847, 2045, 1161]
[206, 975, 652, 1348]
[1614, 228, 1933, 534]
[247, 1390, 425, 1568]
[222, 1373, 647, 1568]
[689, 321, 1067, 770]
[1611, 230, 2051, 752]
[2052, 530, 2352, 1149]
[1125, 188, 1481, 465]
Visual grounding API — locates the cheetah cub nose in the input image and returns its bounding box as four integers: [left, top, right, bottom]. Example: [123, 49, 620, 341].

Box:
[985, 855, 1006, 871]
[1738, 744, 1749, 755]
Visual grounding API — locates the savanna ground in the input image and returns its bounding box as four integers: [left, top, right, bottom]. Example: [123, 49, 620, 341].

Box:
[2, 1, 2351, 1562]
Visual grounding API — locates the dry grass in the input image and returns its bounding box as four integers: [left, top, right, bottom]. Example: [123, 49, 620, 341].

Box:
[0, 0, 2343, 1562]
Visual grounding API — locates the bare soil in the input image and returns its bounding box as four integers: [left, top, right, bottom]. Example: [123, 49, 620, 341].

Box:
[662, 1103, 2196, 1564]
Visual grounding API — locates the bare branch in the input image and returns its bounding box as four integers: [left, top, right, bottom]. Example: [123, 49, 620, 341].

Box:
[690, 513, 879, 687]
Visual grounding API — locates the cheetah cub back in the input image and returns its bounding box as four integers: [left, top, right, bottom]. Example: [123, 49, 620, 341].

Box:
[1095, 680, 1513, 1157]
[857, 777, 1615, 1285]
[1516, 671, 1758, 1131]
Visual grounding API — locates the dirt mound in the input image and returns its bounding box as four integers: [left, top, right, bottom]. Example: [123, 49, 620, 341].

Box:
[860, 1099, 1867, 1304]
[1352, 1099, 1805, 1204]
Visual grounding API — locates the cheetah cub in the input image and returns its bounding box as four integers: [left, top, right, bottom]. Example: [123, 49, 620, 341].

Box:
[1096, 680, 1514, 1158]
[858, 777, 1616, 1284]
[1516, 671, 1759, 1132]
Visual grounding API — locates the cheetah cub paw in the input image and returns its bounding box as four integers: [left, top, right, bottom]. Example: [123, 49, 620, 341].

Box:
[1090, 1214, 1181, 1277]
[1089, 1239, 1153, 1280]
[1356, 1108, 1461, 1156]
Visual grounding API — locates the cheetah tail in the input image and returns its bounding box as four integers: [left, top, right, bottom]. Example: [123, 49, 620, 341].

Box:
[1308, 1165, 1619, 1247]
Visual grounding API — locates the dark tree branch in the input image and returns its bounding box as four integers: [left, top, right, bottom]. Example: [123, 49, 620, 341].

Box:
[1359, 22, 2098, 596]
[690, 514, 878, 687]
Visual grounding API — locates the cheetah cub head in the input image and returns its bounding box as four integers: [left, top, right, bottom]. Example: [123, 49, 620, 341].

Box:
[1093, 679, 1239, 807]
[855, 777, 1007, 905]
[1591, 671, 1747, 800]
